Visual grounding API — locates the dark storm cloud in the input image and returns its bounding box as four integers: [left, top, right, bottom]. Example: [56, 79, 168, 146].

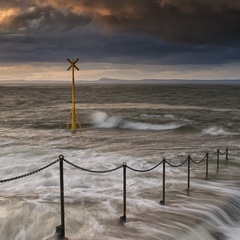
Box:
[1, 0, 240, 64]
[87, 0, 240, 46]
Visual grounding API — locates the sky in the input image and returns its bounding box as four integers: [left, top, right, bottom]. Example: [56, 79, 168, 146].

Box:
[1, 0, 240, 81]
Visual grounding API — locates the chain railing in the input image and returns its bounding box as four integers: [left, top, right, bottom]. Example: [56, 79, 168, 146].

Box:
[0, 159, 59, 183]
[0, 147, 234, 239]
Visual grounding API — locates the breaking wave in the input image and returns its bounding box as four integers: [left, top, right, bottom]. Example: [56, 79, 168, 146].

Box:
[202, 126, 231, 136]
[140, 113, 193, 124]
[90, 112, 184, 131]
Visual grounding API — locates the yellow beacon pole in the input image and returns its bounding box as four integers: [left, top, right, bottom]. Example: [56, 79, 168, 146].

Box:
[66, 58, 82, 132]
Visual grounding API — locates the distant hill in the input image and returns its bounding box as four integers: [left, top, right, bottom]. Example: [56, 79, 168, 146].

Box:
[95, 78, 240, 85]
[1, 78, 240, 85]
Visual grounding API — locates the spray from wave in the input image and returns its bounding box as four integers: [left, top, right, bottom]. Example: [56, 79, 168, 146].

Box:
[90, 112, 184, 131]
[202, 126, 231, 136]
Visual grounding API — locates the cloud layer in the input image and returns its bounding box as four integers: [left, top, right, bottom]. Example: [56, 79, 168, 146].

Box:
[1, 0, 240, 65]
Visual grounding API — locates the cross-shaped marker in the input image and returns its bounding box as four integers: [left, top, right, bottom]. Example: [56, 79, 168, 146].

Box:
[67, 58, 80, 71]
[66, 58, 82, 132]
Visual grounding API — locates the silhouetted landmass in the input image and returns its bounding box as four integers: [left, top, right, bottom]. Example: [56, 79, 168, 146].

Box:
[1, 78, 240, 85]
[96, 78, 240, 85]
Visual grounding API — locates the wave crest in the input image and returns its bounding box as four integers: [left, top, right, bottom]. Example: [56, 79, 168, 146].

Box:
[202, 126, 231, 136]
[90, 112, 184, 131]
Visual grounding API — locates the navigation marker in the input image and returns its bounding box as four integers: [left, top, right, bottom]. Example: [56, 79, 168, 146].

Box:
[66, 58, 82, 132]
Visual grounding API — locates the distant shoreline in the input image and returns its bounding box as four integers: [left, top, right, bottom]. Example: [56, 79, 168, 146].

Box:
[1, 78, 240, 85]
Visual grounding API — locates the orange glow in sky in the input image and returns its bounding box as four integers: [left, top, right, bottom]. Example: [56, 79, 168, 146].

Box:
[1, 1, 240, 81]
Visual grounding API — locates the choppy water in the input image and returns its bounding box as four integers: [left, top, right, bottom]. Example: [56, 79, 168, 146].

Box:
[0, 82, 240, 240]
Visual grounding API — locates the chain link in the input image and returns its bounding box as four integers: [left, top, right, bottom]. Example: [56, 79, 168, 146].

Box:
[189, 154, 207, 164]
[126, 160, 163, 172]
[165, 157, 188, 167]
[63, 159, 123, 173]
[0, 148, 229, 183]
[0, 159, 59, 183]
[219, 150, 227, 155]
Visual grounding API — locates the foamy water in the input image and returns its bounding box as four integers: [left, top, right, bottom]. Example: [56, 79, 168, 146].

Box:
[1, 133, 239, 240]
[0, 83, 240, 239]
[91, 111, 185, 131]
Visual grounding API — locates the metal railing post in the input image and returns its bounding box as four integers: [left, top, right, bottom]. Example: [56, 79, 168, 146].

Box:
[120, 162, 127, 224]
[48, 155, 68, 240]
[217, 149, 220, 172]
[226, 148, 228, 161]
[59, 155, 66, 237]
[205, 153, 209, 180]
[160, 158, 166, 205]
[187, 155, 191, 192]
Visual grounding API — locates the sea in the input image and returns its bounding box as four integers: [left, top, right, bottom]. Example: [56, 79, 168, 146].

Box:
[0, 81, 240, 240]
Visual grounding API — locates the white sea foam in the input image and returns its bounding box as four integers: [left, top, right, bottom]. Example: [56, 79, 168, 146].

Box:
[1, 132, 240, 240]
[202, 126, 231, 136]
[91, 111, 184, 131]
[0, 84, 240, 240]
